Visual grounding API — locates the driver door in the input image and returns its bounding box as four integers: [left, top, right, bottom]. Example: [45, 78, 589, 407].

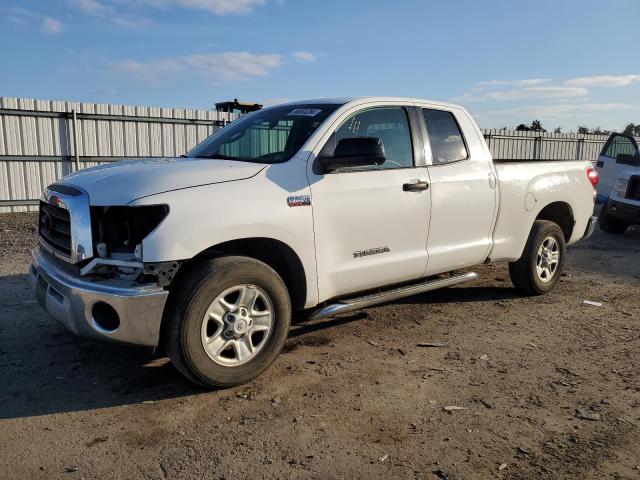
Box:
[308, 105, 431, 302]
[596, 134, 640, 200]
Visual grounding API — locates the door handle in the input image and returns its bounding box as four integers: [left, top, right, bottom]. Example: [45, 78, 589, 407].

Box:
[403, 180, 429, 192]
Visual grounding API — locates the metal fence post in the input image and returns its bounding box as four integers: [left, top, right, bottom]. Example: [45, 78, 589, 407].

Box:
[71, 109, 80, 172]
[533, 135, 542, 160]
[576, 137, 584, 160]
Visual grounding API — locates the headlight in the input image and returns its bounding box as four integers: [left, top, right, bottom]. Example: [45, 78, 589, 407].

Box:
[613, 178, 629, 198]
[90, 205, 169, 257]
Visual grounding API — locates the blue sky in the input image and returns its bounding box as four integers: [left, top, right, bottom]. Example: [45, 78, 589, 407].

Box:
[1, 0, 639, 131]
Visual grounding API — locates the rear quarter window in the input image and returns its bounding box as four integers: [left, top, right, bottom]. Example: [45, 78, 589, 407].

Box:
[422, 109, 469, 165]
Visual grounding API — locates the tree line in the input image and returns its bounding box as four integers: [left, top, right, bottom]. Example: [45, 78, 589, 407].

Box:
[511, 121, 640, 136]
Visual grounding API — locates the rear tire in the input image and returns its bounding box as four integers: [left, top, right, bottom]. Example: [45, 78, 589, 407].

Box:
[509, 220, 566, 296]
[162, 255, 291, 388]
[598, 203, 628, 234]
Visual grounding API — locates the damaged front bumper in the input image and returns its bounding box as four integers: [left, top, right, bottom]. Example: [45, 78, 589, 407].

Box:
[29, 248, 168, 347]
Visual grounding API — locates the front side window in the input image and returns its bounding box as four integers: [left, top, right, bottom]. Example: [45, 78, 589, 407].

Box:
[188, 104, 340, 163]
[603, 134, 638, 160]
[321, 107, 414, 170]
[422, 109, 469, 165]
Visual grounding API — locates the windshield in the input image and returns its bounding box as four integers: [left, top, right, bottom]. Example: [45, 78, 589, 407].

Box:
[188, 103, 341, 163]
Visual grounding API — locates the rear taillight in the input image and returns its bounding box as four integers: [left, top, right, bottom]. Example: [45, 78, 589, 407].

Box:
[586, 167, 599, 188]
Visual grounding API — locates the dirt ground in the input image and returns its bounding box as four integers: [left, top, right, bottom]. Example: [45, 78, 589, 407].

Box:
[0, 212, 638, 480]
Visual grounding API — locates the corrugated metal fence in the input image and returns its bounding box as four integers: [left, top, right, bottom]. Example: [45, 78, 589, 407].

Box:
[482, 129, 611, 161]
[0, 97, 625, 212]
[0, 97, 238, 212]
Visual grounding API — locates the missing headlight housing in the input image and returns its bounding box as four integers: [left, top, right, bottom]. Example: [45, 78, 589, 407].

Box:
[90, 205, 169, 257]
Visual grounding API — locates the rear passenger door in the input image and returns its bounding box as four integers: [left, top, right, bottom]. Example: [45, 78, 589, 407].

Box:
[419, 107, 498, 275]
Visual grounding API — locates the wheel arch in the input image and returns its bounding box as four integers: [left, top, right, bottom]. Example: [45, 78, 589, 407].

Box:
[535, 201, 575, 241]
[171, 237, 308, 311]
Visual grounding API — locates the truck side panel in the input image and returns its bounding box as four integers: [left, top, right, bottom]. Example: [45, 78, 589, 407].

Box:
[490, 161, 594, 262]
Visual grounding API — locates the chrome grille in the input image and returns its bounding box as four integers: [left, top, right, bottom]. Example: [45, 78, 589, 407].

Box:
[39, 201, 72, 256]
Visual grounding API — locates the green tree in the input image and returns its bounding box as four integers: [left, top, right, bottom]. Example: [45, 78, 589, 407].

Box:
[515, 123, 530, 131]
[530, 120, 546, 132]
[623, 123, 640, 136]
[577, 126, 590, 134]
[553, 127, 562, 134]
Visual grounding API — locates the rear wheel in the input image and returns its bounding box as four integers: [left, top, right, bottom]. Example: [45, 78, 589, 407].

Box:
[162, 256, 291, 388]
[598, 203, 628, 234]
[509, 220, 566, 295]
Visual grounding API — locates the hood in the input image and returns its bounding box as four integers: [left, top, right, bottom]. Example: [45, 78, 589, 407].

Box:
[61, 157, 265, 205]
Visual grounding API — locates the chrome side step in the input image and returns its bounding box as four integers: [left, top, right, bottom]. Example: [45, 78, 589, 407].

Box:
[309, 272, 478, 320]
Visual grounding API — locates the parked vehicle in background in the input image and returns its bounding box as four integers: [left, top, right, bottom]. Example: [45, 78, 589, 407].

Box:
[30, 97, 598, 387]
[595, 133, 640, 234]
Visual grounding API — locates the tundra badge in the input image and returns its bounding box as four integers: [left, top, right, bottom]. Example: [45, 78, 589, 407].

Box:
[353, 247, 390, 258]
[287, 195, 311, 207]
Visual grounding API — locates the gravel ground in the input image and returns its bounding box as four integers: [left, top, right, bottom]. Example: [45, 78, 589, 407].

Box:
[0, 212, 639, 480]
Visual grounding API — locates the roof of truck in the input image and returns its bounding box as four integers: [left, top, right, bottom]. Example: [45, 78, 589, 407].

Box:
[277, 96, 463, 110]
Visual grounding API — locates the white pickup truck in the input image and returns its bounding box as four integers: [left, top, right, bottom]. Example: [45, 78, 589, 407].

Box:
[31, 97, 598, 387]
[594, 133, 640, 234]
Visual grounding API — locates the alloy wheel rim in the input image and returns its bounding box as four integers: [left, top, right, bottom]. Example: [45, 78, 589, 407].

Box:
[535, 236, 560, 283]
[200, 284, 274, 367]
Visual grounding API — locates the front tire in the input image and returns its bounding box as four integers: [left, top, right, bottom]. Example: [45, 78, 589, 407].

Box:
[598, 203, 628, 234]
[162, 256, 291, 388]
[509, 220, 566, 295]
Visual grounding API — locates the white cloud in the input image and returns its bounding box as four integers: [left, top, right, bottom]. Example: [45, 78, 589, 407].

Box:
[111, 0, 266, 15]
[486, 86, 588, 101]
[69, 0, 151, 26]
[291, 51, 317, 62]
[184, 52, 283, 81]
[565, 74, 640, 87]
[111, 51, 284, 83]
[450, 92, 485, 103]
[580, 103, 632, 112]
[41, 17, 63, 33]
[168, 0, 265, 14]
[112, 58, 184, 82]
[479, 78, 551, 88]
[486, 103, 631, 118]
[70, 0, 110, 14]
[3, 7, 63, 34]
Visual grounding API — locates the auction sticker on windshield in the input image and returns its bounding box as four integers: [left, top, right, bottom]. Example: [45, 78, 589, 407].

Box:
[288, 108, 322, 117]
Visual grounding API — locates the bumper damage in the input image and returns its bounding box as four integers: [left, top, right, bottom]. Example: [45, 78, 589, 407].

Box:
[30, 248, 168, 347]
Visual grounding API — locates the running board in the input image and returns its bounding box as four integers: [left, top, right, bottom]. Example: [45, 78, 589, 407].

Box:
[309, 272, 478, 321]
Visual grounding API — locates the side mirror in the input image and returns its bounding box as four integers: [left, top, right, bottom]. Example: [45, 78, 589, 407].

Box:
[616, 153, 640, 166]
[319, 137, 386, 172]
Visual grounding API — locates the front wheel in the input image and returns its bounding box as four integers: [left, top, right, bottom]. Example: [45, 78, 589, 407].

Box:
[509, 220, 566, 295]
[162, 256, 291, 388]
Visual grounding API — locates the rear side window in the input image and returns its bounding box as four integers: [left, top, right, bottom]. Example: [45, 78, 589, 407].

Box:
[422, 109, 469, 165]
[602, 134, 638, 160]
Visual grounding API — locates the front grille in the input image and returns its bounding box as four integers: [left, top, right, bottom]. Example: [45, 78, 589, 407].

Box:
[626, 176, 640, 201]
[39, 201, 72, 256]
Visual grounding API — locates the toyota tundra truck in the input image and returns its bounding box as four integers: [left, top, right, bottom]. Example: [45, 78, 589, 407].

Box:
[31, 97, 599, 387]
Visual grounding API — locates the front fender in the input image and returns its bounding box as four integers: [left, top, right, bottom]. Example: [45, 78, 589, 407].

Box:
[128, 165, 318, 307]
